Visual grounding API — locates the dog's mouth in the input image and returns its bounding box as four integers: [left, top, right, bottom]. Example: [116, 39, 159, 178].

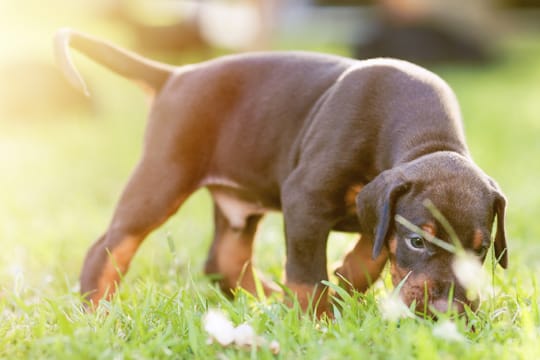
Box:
[401, 288, 479, 318]
[395, 274, 479, 317]
[390, 262, 479, 317]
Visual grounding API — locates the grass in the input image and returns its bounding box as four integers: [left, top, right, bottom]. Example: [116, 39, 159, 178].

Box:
[2, 4, 540, 357]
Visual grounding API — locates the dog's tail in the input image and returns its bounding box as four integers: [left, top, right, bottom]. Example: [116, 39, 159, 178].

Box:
[54, 28, 175, 96]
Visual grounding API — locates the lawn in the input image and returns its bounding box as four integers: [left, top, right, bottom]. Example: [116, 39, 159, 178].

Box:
[1, 3, 540, 359]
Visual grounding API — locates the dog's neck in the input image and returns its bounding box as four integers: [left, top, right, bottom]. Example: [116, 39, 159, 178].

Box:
[375, 116, 470, 170]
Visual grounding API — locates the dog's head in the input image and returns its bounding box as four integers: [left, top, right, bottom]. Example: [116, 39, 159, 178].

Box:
[356, 152, 507, 316]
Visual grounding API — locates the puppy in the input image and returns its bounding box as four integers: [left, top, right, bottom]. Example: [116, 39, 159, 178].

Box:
[54, 29, 507, 316]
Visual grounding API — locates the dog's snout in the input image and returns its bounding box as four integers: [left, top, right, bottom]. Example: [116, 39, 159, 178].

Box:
[430, 280, 450, 299]
[403, 278, 478, 316]
[428, 280, 479, 315]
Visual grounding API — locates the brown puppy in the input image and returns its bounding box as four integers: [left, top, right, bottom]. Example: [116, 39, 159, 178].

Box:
[54, 29, 507, 316]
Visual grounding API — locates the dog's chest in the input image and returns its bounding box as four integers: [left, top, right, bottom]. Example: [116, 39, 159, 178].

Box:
[344, 183, 363, 214]
[329, 183, 364, 232]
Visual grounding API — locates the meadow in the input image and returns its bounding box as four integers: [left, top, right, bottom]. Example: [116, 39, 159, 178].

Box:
[1, 4, 540, 359]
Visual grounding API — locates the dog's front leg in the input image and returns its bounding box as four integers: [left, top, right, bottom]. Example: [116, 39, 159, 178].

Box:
[281, 177, 336, 317]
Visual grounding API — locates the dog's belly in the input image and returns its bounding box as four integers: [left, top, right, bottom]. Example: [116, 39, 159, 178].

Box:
[204, 177, 363, 233]
[210, 184, 361, 233]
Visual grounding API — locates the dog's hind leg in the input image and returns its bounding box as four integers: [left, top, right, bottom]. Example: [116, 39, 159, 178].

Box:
[80, 156, 199, 308]
[204, 199, 279, 297]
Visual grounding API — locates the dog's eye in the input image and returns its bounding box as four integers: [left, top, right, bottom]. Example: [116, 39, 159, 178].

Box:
[407, 235, 426, 250]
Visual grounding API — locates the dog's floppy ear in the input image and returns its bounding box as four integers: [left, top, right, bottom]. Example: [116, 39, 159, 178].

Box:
[356, 170, 410, 260]
[488, 178, 508, 268]
[493, 190, 508, 269]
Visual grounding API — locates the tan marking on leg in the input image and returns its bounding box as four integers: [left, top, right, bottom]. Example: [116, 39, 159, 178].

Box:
[206, 191, 279, 297]
[207, 222, 279, 297]
[236, 262, 281, 296]
[286, 282, 331, 318]
[92, 236, 139, 305]
[215, 231, 279, 296]
[335, 236, 388, 293]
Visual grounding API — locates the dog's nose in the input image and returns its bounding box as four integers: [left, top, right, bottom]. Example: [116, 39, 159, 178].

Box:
[430, 299, 465, 314]
[427, 280, 479, 315]
[429, 296, 480, 315]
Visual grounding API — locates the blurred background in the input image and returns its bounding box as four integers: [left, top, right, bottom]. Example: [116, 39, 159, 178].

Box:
[2, 0, 540, 118]
[0, 0, 539, 294]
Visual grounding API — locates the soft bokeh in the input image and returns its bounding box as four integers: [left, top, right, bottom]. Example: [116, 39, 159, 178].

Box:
[0, 1, 540, 356]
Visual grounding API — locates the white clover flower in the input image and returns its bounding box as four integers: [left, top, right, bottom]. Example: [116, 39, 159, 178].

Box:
[203, 309, 280, 353]
[203, 309, 235, 346]
[452, 251, 488, 301]
[432, 320, 466, 342]
[379, 294, 414, 321]
[233, 323, 258, 347]
[269, 340, 280, 354]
